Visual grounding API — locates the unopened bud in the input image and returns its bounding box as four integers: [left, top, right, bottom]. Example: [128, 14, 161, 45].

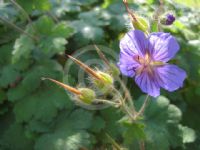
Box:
[123, 0, 148, 33]
[41, 77, 81, 95]
[160, 13, 175, 25]
[132, 16, 149, 33]
[78, 88, 96, 104]
[97, 71, 113, 85]
[42, 77, 96, 104]
[93, 71, 113, 94]
[67, 55, 102, 80]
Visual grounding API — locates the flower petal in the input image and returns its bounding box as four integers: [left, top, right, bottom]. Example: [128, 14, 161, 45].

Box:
[120, 30, 147, 57]
[118, 52, 139, 77]
[156, 64, 187, 91]
[148, 32, 180, 62]
[135, 71, 160, 97]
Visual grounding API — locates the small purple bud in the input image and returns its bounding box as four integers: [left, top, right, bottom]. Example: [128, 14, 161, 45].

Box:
[166, 14, 175, 25]
[160, 13, 176, 25]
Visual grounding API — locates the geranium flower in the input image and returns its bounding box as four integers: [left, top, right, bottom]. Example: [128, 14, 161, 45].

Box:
[118, 30, 186, 97]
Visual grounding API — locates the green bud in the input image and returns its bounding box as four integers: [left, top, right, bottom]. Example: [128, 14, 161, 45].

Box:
[97, 71, 113, 85]
[78, 88, 96, 104]
[93, 71, 113, 94]
[132, 16, 149, 33]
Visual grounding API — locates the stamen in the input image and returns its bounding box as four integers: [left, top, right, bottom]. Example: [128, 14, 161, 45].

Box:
[151, 61, 165, 66]
[132, 52, 164, 76]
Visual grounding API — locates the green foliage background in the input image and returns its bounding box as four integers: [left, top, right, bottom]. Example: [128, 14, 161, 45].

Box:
[0, 0, 199, 149]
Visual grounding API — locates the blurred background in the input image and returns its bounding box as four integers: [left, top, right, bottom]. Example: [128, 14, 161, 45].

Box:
[0, 0, 199, 149]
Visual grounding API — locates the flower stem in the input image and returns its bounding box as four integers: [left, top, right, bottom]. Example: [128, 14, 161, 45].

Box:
[123, 0, 137, 22]
[93, 44, 110, 67]
[10, 0, 34, 30]
[135, 95, 150, 119]
[93, 45, 138, 120]
[112, 87, 135, 120]
[0, 16, 38, 41]
[116, 77, 136, 114]
[139, 141, 145, 150]
[94, 99, 120, 107]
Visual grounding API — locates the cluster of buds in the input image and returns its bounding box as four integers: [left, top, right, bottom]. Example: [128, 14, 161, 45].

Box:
[42, 51, 121, 109]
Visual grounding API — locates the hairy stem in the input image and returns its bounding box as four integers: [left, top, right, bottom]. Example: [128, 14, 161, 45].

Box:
[93, 44, 137, 116]
[10, 0, 34, 29]
[139, 141, 145, 150]
[135, 95, 150, 119]
[0, 17, 38, 41]
[112, 87, 135, 120]
[94, 99, 120, 107]
[123, 0, 137, 21]
[116, 77, 136, 114]
[106, 133, 123, 150]
[46, 11, 59, 23]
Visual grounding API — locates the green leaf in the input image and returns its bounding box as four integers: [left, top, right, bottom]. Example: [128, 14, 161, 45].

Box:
[90, 116, 106, 133]
[122, 122, 146, 145]
[14, 85, 71, 123]
[78, 9, 109, 27]
[50, 0, 80, 17]
[7, 60, 63, 102]
[0, 89, 6, 104]
[56, 109, 93, 130]
[34, 16, 74, 57]
[52, 22, 75, 38]
[34, 16, 55, 35]
[35, 130, 90, 150]
[135, 96, 194, 150]
[100, 108, 123, 139]
[179, 125, 196, 143]
[16, 0, 51, 13]
[71, 20, 104, 47]
[102, 0, 116, 8]
[35, 109, 93, 150]
[12, 16, 75, 61]
[0, 3, 18, 21]
[0, 44, 12, 66]
[0, 65, 20, 88]
[12, 34, 35, 63]
[173, 0, 200, 8]
[0, 123, 34, 150]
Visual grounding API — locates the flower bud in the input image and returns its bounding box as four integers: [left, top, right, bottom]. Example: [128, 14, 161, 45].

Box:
[78, 88, 96, 104]
[132, 16, 149, 33]
[123, 0, 149, 33]
[97, 71, 113, 85]
[160, 13, 175, 25]
[41, 77, 81, 95]
[93, 71, 113, 93]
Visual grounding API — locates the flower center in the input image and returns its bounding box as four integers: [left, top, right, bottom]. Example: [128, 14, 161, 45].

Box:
[133, 53, 164, 75]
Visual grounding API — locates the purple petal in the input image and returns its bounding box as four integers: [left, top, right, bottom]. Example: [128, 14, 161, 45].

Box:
[156, 64, 187, 91]
[120, 30, 147, 57]
[148, 32, 180, 62]
[135, 71, 160, 97]
[118, 52, 140, 77]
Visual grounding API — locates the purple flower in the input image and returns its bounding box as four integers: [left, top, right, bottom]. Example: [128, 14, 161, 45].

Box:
[118, 30, 186, 97]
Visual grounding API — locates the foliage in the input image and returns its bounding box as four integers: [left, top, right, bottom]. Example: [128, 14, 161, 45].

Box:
[0, 0, 199, 149]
